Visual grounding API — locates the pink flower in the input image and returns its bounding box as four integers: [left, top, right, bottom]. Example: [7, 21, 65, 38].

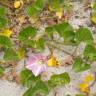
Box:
[26, 54, 47, 76]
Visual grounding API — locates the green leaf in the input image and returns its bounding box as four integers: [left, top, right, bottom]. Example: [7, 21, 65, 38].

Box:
[18, 26, 37, 40]
[45, 22, 76, 45]
[0, 35, 12, 48]
[84, 44, 96, 61]
[54, 22, 74, 37]
[0, 6, 6, 16]
[76, 94, 85, 96]
[4, 48, 19, 61]
[73, 58, 91, 72]
[36, 38, 45, 51]
[26, 0, 45, 17]
[48, 0, 61, 11]
[45, 26, 56, 38]
[54, 22, 76, 45]
[49, 72, 70, 86]
[75, 27, 93, 44]
[23, 80, 49, 96]
[35, 0, 45, 9]
[18, 26, 36, 47]
[0, 66, 5, 77]
[0, 17, 7, 28]
[26, 5, 38, 17]
[20, 69, 40, 87]
[24, 40, 35, 47]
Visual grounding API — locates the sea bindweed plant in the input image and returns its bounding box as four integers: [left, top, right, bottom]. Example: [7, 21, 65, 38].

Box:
[0, 0, 96, 96]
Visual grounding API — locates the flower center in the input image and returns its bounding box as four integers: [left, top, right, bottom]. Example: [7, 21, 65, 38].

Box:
[38, 60, 44, 65]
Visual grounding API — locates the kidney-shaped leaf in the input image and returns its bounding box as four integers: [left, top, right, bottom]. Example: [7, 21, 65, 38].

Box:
[84, 44, 96, 61]
[18, 26, 37, 40]
[26, 0, 45, 17]
[54, 22, 74, 37]
[54, 22, 76, 45]
[4, 48, 19, 61]
[0, 35, 12, 48]
[46, 22, 76, 45]
[48, 0, 61, 11]
[75, 27, 93, 44]
[18, 26, 36, 47]
[49, 72, 70, 86]
[73, 58, 91, 72]
[23, 80, 49, 96]
[20, 69, 40, 87]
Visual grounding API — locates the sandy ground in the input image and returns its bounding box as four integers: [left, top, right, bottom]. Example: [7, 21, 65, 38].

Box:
[0, 1, 96, 96]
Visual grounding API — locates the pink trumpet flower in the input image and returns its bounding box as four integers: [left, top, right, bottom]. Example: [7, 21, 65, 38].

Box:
[26, 54, 47, 76]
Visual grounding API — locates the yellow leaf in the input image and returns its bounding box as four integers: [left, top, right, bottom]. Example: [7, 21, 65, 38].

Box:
[18, 47, 25, 59]
[0, 29, 12, 37]
[91, 12, 96, 24]
[48, 55, 60, 67]
[79, 82, 89, 93]
[83, 74, 94, 83]
[14, 0, 23, 9]
[56, 8, 63, 19]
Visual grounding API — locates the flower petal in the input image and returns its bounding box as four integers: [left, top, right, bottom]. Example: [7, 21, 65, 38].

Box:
[26, 54, 47, 76]
[32, 65, 42, 76]
[28, 56, 37, 64]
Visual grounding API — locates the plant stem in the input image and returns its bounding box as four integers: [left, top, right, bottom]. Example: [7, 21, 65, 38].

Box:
[47, 42, 75, 58]
[72, 45, 79, 56]
[0, 1, 13, 10]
